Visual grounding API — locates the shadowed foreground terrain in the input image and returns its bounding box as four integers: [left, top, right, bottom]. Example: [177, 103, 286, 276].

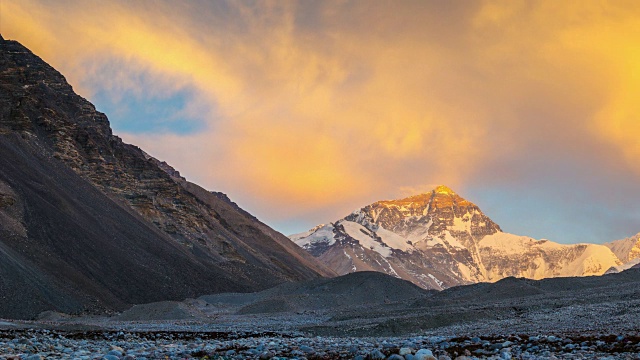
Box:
[3, 269, 639, 336]
[2, 270, 640, 358]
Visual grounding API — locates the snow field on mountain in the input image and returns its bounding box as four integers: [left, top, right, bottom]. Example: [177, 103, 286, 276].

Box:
[340, 221, 392, 257]
[292, 186, 639, 290]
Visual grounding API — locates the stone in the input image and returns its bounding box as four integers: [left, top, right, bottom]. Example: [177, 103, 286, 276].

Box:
[369, 349, 385, 359]
[415, 349, 436, 360]
[110, 345, 125, 353]
[299, 345, 314, 354]
[108, 349, 123, 357]
[399, 347, 413, 355]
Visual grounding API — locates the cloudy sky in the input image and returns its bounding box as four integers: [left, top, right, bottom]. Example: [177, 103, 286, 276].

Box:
[3, 0, 640, 243]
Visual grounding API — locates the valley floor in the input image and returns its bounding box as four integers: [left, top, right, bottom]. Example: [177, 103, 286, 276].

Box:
[2, 270, 640, 359]
[0, 325, 640, 359]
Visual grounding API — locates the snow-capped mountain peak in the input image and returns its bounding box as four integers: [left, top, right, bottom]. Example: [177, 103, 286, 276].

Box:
[434, 184, 455, 195]
[292, 186, 623, 290]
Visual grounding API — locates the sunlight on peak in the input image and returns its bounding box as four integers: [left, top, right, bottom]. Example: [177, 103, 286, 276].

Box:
[434, 185, 455, 195]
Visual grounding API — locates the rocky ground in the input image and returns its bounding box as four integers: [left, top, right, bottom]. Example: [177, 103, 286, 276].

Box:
[1, 327, 640, 359]
[2, 270, 640, 359]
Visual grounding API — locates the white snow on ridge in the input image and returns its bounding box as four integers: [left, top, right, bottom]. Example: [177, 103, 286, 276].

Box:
[606, 258, 640, 274]
[340, 221, 392, 257]
[291, 224, 336, 248]
[479, 232, 621, 279]
[442, 231, 466, 249]
[479, 232, 564, 253]
[424, 237, 445, 247]
[428, 273, 444, 288]
[451, 214, 471, 232]
[376, 226, 414, 252]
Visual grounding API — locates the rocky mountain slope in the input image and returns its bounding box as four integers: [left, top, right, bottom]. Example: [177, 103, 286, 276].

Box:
[292, 185, 621, 289]
[603, 232, 640, 273]
[605, 232, 640, 263]
[0, 35, 333, 319]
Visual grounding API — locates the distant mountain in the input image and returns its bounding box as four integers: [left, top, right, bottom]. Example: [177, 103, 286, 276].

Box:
[0, 35, 333, 319]
[604, 233, 640, 274]
[605, 232, 640, 263]
[292, 185, 621, 289]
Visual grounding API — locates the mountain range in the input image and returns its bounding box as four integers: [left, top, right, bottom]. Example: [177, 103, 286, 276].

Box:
[292, 185, 638, 289]
[0, 35, 333, 319]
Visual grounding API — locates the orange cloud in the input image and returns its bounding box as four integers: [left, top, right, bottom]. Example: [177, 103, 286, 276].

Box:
[3, 0, 640, 227]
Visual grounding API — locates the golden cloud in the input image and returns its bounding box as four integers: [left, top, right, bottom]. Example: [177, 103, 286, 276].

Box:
[3, 0, 640, 223]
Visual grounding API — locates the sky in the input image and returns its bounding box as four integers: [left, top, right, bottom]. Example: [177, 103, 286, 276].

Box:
[2, 0, 640, 244]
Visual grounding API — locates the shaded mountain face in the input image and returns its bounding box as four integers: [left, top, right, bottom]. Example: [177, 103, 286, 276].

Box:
[0, 36, 333, 319]
[292, 186, 621, 289]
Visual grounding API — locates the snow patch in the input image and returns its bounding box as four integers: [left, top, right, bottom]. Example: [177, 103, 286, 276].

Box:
[442, 231, 466, 249]
[428, 273, 444, 288]
[291, 224, 335, 248]
[606, 258, 640, 274]
[340, 221, 392, 257]
[376, 226, 414, 252]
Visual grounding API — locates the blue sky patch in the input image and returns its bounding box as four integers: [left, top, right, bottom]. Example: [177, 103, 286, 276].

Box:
[91, 86, 208, 136]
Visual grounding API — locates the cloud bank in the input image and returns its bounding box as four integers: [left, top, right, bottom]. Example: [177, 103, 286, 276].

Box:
[3, 0, 640, 242]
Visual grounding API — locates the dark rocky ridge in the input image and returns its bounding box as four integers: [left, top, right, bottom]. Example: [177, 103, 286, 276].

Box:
[0, 36, 333, 319]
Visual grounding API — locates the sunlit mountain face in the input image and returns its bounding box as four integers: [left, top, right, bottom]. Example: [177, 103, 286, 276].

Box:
[3, 1, 640, 245]
[292, 186, 624, 290]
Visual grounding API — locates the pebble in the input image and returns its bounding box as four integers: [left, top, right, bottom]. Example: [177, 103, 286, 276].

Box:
[0, 328, 636, 360]
[107, 349, 123, 356]
[299, 344, 314, 353]
[400, 347, 414, 355]
[415, 348, 436, 360]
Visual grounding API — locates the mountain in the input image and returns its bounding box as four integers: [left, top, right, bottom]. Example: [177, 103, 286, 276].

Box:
[603, 233, 640, 274]
[0, 35, 333, 319]
[605, 232, 640, 263]
[605, 258, 640, 274]
[292, 185, 621, 289]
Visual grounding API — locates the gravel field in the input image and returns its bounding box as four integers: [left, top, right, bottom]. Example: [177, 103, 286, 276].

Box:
[2, 271, 640, 359]
[1, 327, 640, 359]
